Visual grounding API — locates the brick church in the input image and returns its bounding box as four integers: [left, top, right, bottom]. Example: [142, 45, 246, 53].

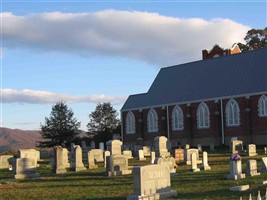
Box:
[121, 45, 267, 147]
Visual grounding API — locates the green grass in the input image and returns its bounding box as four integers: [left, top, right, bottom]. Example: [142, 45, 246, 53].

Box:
[0, 148, 267, 200]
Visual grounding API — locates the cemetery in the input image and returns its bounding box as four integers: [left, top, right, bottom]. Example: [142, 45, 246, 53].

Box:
[0, 138, 267, 200]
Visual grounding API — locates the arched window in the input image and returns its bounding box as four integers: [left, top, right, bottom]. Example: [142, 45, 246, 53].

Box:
[258, 95, 267, 117]
[197, 102, 210, 129]
[225, 99, 240, 126]
[147, 108, 158, 133]
[126, 111, 135, 134]
[172, 105, 184, 130]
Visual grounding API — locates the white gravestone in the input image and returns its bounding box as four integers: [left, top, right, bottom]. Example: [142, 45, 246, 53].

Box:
[18, 149, 40, 167]
[185, 144, 190, 149]
[143, 146, 151, 156]
[88, 151, 98, 169]
[104, 151, 111, 168]
[190, 152, 200, 172]
[138, 150, 146, 161]
[0, 155, 13, 169]
[123, 150, 133, 159]
[264, 147, 267, 155]
[62, 148, 70, 168]
[154, 157, 176, 173]
[107, 154, 132, 177]
[72, 145, 86, 172]
[230, 140, 243, 154]
[246, 159, 260, 176]
[13, 158, 40, 179]
[154, 136, 170, 158]
[247, 144, 257, 156]
[227, 160, 246, 180]
[185, 149, 202, 165]
[126, 164, 177, 200]
[90, 149, 104, 162]
[150, 151, 156, 164]
[200, 151, 211, 170]
[106, 140, 122, 155]
[261, 157, 267, 172]
[53, 146, 67, 174]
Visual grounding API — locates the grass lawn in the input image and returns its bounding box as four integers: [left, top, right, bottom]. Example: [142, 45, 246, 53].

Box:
[0, 147, 267, 200]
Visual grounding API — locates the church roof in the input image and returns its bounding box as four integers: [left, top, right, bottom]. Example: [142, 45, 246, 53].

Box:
[121, 48, 267, 111]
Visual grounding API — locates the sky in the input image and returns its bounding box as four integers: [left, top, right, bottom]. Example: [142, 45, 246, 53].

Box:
[1, 0, 266, 131]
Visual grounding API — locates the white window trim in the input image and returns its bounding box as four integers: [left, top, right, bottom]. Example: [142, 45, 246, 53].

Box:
[197, 102, 210, 129]
[147, 108, 158, 133]
[225, 99, 240, 127]
[172, 105, 184, 131]
[126, 111, 136, 134]
[258, 95, 267, 117]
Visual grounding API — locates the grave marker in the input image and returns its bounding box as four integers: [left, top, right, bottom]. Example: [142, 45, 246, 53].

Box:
[246, 159, 260, 176]
[190, 152, 200, 172]
[13, 158, 40, 179]
[200, 151, 211, 170]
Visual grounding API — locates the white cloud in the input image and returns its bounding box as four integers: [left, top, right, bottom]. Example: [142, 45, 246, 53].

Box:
[1, 89, 127, 105]
[2, 10, 250, 66]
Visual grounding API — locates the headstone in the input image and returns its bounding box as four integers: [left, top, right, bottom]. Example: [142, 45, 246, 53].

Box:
[155, 157, 176, 173]
[88, 151, 98, 169]
[107, 154, 131, 176]
[81, 141, 89, 161]
[154, 136, 170, 158]
[143, 146, 151, 156]
[62, 148, 70, 168]
[72, 145, 86, 172]
[230, 185, 249, 192]
[13, 158, 40, 179]
[138, 150, 146, 161]
[174, 148, 184, 162]
[150, 151, 156, 164]
[261, 157, 267, 172]
[123, 150, 133, 159]
[185, 144, 190, 149]
[52, 146, 66, 174]
[106, 140, 122, 155]
[90, 140, 96, 149]
[99, 142, 105, 151]
[104, 151, 111, 168]
[230, 140, 243, 154]
[231, 137, 238, 141]
[185, 149, 201, 165]
[126, 164, 177, 200]
[0, 155, 13, 169]
[90, 149, 104, 162]
[200, 151, 211, 170]
[210, 143, 215, 151]
[246, 159, 260, 176]
[190, 152, 200, 172]
[227, 156, 246, 180]
[197, 144, 203, 153]
[247, 144, 257, 156]
[18, 149, 40, 167]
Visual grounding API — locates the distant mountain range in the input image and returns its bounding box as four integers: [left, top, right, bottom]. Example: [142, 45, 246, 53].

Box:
[0, 127, 88, 152]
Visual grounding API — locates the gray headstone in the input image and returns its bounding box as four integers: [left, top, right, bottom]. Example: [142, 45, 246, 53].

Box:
[13, 158, 40, 179]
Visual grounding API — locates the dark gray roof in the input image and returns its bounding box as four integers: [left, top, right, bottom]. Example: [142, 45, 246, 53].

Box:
[121, 48, 267, 111]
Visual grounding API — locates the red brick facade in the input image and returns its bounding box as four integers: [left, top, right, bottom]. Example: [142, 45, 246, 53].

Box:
[202, 44, 241, 59]
[122, 94, 267, 147]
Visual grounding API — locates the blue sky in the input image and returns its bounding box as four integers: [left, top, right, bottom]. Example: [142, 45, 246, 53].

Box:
[1, 0, 266, 131]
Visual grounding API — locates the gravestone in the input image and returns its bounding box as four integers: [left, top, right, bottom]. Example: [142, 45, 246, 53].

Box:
[210, 143, 215, 151]
[174, 148, 184, 162]
[154, 157, 176, 173]
[52, 146, 66, 174]
[18, 149, 40, 167]
[90, 149, 104, 162]
[150, 151, 156, 164]
[106, 140, 122, 155]
[81, 140, 89, 160]
[13, 158, 40, 179]
[123, 150, 133, 159]
[99, 142, 105, 151]
[154, 136, 170, 158]
[127, 164, 177, 200]
[62, 148, 70, 168]
[185, 149, 201, 165]
[0, 155, 13, 169]
[200, 151, 211, 170]
[72, 145, 86, 172]
[197, 144, 203, 153]
[107, 154, 131, 176]
[264, 147, 267, 155]
[246, 159, 260, 176]
[90, 140, 96, 149]
[185, 144, 190, 149]
[88, 151, 98, 169]
[247, 144, 257, 156]
[70, 143, 76, 161]
[138, 150, 146, 161]
[261, 157, 267, 172]
[227, 159, 246, 180]
[190, 152, 200, 172]
[230, 140, 243, 154]
[104, 151, 111, 168]
[143, 146, 151, 156]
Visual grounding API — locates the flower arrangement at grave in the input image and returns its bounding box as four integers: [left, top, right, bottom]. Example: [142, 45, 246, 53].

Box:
[230, 153, 241, 161]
